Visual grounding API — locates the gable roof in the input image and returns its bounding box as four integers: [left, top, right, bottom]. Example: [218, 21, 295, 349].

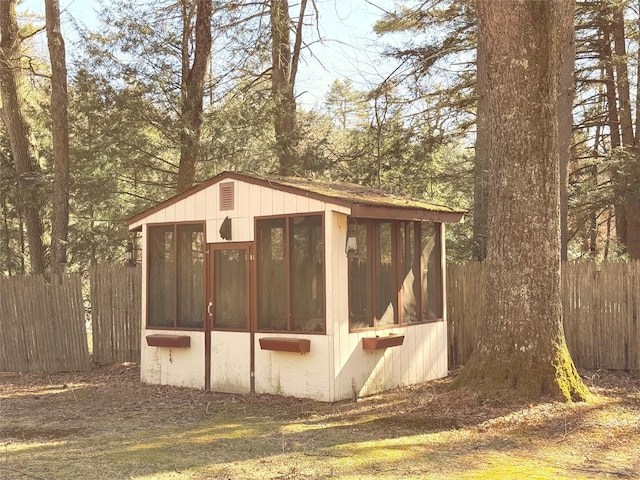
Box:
[127, 171, 465, 228]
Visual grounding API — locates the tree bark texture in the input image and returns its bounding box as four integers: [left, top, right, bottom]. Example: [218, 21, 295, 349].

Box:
[472, 28, 489, 261]
[176, 0, 212, 193]
[270, 0, 307, 176]
[455, 0, 589, 401]
[0, 0, 46, 274]
[46, 0, 70, 274]
[558, 19, 575, 262]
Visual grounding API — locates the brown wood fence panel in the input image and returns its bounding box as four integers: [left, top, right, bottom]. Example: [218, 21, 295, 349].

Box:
[447, 262, 485, 368]
[0, 274, 90, 372]
[447, 261, 640, 370]
[90, 266, 141, 364]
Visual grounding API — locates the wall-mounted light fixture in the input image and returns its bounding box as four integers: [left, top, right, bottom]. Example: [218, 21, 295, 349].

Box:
[345, 219, 358, 258]
[126, 241, 136, 267]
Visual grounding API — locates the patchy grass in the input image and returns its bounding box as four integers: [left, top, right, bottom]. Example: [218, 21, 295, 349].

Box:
[1, 365, 639, 479]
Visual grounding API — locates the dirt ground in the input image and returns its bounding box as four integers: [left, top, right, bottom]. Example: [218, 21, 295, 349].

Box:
[1, 364, 639, 480]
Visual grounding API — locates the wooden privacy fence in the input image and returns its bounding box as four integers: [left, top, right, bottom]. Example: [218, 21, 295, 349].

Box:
[0, 274, 90, 372]
[447, 262, 640, 370]
[3, 261, 640, 373]
[0, 267, 141, 373]
[90, 266, 141, 364]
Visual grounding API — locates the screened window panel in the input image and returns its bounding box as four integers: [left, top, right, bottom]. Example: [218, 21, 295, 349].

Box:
[349, 221, 373, 329]
[401, 222, 421, 323]
[147, 226, 175, 327]
[290, 215, 324, 331]
[376, 222, 397, 326]
[257, 218, 287, 330]
[214, 249, 247, 329]
[421, 223, 443, 320]
[176, 225, 204, 328]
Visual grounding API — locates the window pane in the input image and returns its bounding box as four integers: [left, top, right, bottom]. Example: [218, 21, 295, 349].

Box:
[148, 226, 175, 327]
[401, 222, 421, 323]
[214, 249, 247, 329]
[291, 216, 324, 331]
[257, 218, 287, 330]
[349, 221, 372, 329]
[376, 222, 397, 326]
[177, 225, 204, 328]
[421, 223, 443, 320]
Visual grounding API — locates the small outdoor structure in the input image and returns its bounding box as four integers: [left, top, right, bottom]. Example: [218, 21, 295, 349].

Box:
[127, 171, 464, 401]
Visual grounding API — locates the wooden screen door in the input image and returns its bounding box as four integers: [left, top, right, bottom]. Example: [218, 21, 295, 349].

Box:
[205, 243, 252, 391]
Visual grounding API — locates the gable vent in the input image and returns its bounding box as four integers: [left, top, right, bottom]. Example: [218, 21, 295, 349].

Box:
[219, 182, 234, 211]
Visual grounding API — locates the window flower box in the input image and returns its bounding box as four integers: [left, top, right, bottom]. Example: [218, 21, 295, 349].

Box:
[259, 337, 311, 353]
[146, 334, 191, 348]
[362, 334, 405, 350]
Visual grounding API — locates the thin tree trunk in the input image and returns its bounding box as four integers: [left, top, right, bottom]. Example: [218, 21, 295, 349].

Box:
[454, 0, 588, 402]
[611, 3, 640, 258]
[271, 0, 307, 176]
[635, 0, 640, 143]
[600, 20, 627, 251]
[558, 18, 575, 262]
[0, 0, 46, 274]
[1, 194, 13, 276]
[176, 0, 212, 193]
[612, 5, 634, 147]
[46, 0, 70, 274]
[601, 26, 621, 149]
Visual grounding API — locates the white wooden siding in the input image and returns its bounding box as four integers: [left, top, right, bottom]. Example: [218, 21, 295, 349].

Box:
[130, 179, 350, 233]
[140, 330, 206, 389]
[254, 334, 331, 401]
[328, 212, 448, 401]
[331, 322, 447, 401]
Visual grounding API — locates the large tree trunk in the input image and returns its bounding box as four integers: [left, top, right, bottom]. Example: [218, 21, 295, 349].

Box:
[0, 0, 46, 274]
[600, 21, 628, 249]
[472, 28, 489, 261]
[454, 0, 589, 402]
[46, 0, 70, 274]
[176, 0, 212, 193]
[270, 0, 307, 176]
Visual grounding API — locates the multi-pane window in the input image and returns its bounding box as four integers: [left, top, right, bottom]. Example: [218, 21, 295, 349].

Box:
[147, 224, 205, 329]
[348, 219, 442, 331]
[257, 215, 324, 332]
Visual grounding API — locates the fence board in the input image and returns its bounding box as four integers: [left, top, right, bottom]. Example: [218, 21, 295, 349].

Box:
[90, 266, 141, 364]
[448, 261, 640, 370]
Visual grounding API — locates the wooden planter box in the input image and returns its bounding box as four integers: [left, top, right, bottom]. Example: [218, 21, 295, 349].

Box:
[362, 334, 405, 351]
[259, 337, 311, 353]
[146, 334, 191, 348]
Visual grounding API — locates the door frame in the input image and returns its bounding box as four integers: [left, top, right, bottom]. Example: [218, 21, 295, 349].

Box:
[205, 241, 254, 391]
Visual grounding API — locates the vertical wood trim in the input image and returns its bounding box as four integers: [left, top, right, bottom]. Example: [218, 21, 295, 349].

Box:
[396, 222, 403, 325]
[440, 223, 447, 372]
[285, 217, 292, 330]
[204, 243, 212, 390]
